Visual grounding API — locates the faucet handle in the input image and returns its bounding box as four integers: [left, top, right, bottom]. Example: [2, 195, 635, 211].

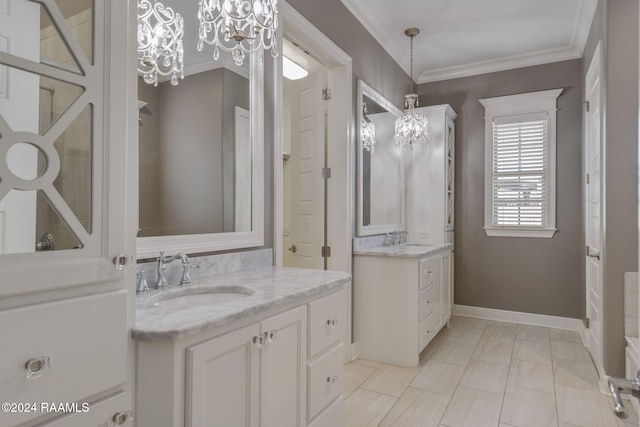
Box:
[136, 271, 150, 295]
[179, 264, 200, 286]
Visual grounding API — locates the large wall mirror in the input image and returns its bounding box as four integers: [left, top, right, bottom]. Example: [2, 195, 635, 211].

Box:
[357, 80, 405, 236]
[136, 0, 264, 258]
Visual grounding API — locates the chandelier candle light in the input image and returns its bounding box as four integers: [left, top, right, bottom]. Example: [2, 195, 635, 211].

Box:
[137, 0, 185, 86]
[394, 28, 428, 150]
[197, 0, 279, 66]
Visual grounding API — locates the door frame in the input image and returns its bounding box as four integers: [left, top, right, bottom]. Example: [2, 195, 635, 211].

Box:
[584, 40, 605, 377]
[273, 2, 354, 361]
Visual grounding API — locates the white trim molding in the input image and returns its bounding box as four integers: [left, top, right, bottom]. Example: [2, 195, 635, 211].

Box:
[480, 89, 563, 239]
[453, 304, 586, 335]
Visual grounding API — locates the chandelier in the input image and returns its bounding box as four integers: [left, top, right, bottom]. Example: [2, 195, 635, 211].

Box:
[137, 0, 185, 86]
[197, 0, 279, 66]
[361, 103, 376, 152]
[394, 28, 428, 150]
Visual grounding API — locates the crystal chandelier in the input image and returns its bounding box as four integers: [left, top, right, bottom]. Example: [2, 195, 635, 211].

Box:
[197, 0, 279, 66]
[394, 28, 428, 150]
[361, 103, 376, 152]
[137, 0, 185, 86]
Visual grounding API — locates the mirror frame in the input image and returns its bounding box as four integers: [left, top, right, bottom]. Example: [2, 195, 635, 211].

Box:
[357, 79, 405, 236]
[136, 53, 264, 258]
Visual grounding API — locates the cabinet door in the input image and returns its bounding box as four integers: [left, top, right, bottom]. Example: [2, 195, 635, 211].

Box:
[0, 0, 131, 295]
[261, 305, 307, 427]
[186, 324, 261, 427]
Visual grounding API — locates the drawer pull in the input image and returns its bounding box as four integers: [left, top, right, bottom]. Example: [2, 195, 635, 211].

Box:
[326, 375, 338, 384]
[25, 356, 50, 379]
[327, 318, 338, 328]
[112, 411, 132, 425]
[252, 335, 265, 348]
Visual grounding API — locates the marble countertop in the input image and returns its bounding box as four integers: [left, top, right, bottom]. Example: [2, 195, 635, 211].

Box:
[132, 267, 351, 342]
[353, 243, 453, 258]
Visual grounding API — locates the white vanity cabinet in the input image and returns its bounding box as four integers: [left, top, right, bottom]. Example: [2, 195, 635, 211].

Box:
[354, 249, 452, 367]
[187, 306, 307, 427]
[406, 105, 457, 245]
[136, 288, 345, 427]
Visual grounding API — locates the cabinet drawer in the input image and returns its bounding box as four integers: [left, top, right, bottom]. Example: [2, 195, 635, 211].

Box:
[308, 291, 344, 358]
[0, 291, 127, 427]
[419, 258, 441, 290]
[35, 392, 131, 427]
[307, 394, 342, 427]
[307, 344, 343, 421]
[419, 286, 434, 321]
[419, 312, 440, 352]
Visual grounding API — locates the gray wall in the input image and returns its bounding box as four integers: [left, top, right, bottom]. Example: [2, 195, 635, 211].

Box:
[417, 60, 584, 319]
[583, 0, 639, 376]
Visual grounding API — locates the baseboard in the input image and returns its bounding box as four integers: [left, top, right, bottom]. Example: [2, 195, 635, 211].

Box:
[452, 304, 585, 332]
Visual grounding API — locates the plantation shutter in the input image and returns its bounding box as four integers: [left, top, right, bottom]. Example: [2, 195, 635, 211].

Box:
[492, 112, 548, 227]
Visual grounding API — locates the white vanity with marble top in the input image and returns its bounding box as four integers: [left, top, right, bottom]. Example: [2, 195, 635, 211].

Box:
[353, 243, 453, 368]
[133, 263, 350, 427]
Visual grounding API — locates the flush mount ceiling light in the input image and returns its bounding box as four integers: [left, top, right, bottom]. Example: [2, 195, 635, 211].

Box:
[137, 0, 185, 86]
[361, 103, 376, 152]
[394, 27, 428, 151]
[283, 56, 308, 80]
[197, 0, 279, 66]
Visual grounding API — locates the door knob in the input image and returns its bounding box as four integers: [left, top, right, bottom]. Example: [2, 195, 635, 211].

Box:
[288, 245, 297, 253]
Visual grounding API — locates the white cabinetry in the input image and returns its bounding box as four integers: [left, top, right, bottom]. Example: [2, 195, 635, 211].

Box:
[354, 250, 452, 367]
[0, 1, 133, 426]
[186, 306, 307, 427]
[406, 105, 456, 245]
[136, 289, 344, 427]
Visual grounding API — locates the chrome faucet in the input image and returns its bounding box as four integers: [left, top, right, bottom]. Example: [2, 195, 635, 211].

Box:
[154, 252, 199, 289]
[136, 271, 150, 295]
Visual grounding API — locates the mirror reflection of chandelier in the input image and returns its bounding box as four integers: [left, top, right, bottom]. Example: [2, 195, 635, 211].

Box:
[137, 0, 185, 86]
[394, 28, 428, 150]
[197, 0, 279, 66]
[361, 104, 376, 152]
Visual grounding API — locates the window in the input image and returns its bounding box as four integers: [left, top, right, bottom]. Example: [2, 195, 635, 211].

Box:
[479, 89, 562, 238]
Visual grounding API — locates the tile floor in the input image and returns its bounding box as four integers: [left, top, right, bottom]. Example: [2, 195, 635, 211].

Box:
[344, 316, 639, 427]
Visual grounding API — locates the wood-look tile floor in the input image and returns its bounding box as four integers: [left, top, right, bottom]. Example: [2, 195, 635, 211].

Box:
[344, 316, 638, 427]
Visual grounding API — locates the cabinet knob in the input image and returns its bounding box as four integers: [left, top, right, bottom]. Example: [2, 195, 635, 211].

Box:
[113, 254, 133, 270]
[25, 356, 50, 379]
[326, 375, 338, 384]
[266, 330, 277, 343]
[112, 411, 132, 425]
[252, 335, 265, 348]
[427, 270, 433, 276]
[327, 318, 338, 328]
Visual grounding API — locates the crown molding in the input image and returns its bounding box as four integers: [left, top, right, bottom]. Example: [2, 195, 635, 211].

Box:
[419, 46, 581, 84]
[340, 0, 597, 84]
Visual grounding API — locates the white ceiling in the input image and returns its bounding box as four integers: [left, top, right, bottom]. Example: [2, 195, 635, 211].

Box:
[339, 0, 597, 83]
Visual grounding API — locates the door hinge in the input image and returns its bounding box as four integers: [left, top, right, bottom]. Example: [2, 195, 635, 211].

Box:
[586, 173, 590, 184]
[321, 246, 331, 258]
[585, 317, 590, 329]
[322, 88, 331, 100]
[322, 167, 332, 179]
[585, 100, 590, 112]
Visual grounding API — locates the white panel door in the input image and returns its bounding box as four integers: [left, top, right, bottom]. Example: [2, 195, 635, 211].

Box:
[287, 72, 325, 269]
[260, 305, 307, 427]
[186, 323, 261, 427]
[585, 42, 603, 371]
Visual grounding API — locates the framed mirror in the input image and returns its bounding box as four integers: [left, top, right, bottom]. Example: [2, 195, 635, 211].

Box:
[136, 1, 264, 258]
[357, 80, 405, 236]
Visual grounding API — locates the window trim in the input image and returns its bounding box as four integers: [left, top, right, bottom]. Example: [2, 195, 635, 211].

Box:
[479, 89, 563, 238]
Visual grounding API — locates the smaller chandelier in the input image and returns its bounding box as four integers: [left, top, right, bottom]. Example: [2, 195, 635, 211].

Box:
[394, 28, 428, 150]
[137, 0, 184, 86]
[197, 0, 279, 66]
[361, 104, 376, 152]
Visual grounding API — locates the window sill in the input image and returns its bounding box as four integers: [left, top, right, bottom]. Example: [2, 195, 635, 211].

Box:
[483, 227, 556, 238]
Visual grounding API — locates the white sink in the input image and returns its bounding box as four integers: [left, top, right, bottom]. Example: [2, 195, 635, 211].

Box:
[149, 285, 255, 310]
